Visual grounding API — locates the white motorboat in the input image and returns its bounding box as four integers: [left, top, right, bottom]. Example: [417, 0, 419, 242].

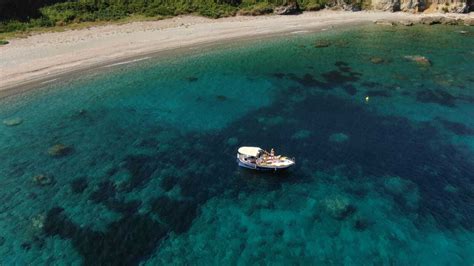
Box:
[237, 146, 295, 171]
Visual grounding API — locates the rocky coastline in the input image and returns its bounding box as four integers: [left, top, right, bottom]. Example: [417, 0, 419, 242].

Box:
[322, 0, 473, 13]
[374, 14, 474, 25]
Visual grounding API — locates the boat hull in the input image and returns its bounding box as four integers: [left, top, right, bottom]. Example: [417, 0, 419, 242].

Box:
[237, 158, 293, 171]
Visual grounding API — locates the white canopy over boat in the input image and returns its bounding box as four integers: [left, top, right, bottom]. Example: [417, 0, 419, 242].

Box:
[237, 146, 262, 157]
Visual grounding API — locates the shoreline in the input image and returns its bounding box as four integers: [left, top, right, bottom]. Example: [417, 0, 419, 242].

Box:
[0, 10, 472, 97]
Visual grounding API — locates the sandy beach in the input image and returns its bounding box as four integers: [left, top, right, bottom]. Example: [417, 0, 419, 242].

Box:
[0, 10, 472, 93]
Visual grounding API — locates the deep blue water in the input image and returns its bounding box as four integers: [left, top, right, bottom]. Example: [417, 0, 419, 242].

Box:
[0, 24, 473, 265]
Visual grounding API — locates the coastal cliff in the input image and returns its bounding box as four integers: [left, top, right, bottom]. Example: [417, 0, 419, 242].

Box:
[324, 0, 472, 12]
[371, 0, 473, 13]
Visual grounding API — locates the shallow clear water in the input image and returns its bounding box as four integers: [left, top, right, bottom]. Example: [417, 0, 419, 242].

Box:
[1, 24, 473, 265]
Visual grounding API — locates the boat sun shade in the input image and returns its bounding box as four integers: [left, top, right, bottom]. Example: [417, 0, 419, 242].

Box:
[238, 146, 262, 157]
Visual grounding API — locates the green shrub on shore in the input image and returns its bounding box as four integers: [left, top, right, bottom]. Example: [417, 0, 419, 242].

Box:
[239, 3, 274, 16]
[0, 40, 9, 45]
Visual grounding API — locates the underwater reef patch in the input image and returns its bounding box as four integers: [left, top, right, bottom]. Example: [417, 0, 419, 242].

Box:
[32, 174, 55, 187]
[3, 117, 23, 127]
[286, 62, 362, 92]
[353, 218, 372, 231]
[216, 95, 228, 101]
[436, 118, 474, 135]
[150, 196, 198, 234]
[47, 144, 73, 157]
[314, 40, 331, 48]
[160, 176, 177, 192]
[416, 89, 456, 107]
[186, 76, 198, 82]
[123, 154, 159, 191]
[342, 85, 357, 96]
[70, 177, 88, 194]
[89, 180, 116, 204]
[272, 72, 286, 79]
[323, 196, 357, 220]
[366, 90, 391, 97]
[226, 91, 473, 230]
[289, 73, 325, 88]
[106, 200, 142, 216]
[43, 207, 167, 265]
[361, 81, 381, 88]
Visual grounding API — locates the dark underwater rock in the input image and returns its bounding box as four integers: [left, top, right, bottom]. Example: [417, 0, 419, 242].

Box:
[160, 176, 177, 191]
[106, 200, 141, 215]
[416, 89, 456, 107]
[89, 180, 116, 203]
[21, 242, 31, 251]
[314, 40, 331, 48]
[272, 72, 285, 79]
[186, 76, 198, 82]
[343, 85, 357, 95]
[123, 154, 159, 191]
[354, 218, 371, 231]
[32, 174, 55, 186]
[366, 90, 391, 97]
[322, 69, 361, 84]
[0, 236, 5, 246]
[361, 81, 381, 88]
[216, 95, 228, 101]
[70, 177, 88, 194]
[150, 196, 198, 233]
[370, 57, 385, 64]
[335, 61, 349, 67]
[43, 207, 167, 265]
[47, 144, 73, 157]
[437, 118, 474, 135]
[290, 73, 325, 88]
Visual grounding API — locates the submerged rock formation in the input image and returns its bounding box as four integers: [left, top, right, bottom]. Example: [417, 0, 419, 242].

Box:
[314, 40, 331, 48]
[47, 143, 73, 157]
[323, 195, 357, 220]
[404, 55, 431, 67]
[31, 213, 46, 230]
[33, 174, 55, 186]
[329, 132, 350, 143]
[370, 57, 385, 64]
[2, 117, 23, 126]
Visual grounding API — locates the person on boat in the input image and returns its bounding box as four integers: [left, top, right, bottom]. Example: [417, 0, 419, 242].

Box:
[270, 148, 275, 157]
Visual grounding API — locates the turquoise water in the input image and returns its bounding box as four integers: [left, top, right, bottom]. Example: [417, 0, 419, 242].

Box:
[1, 24, 473, 265]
